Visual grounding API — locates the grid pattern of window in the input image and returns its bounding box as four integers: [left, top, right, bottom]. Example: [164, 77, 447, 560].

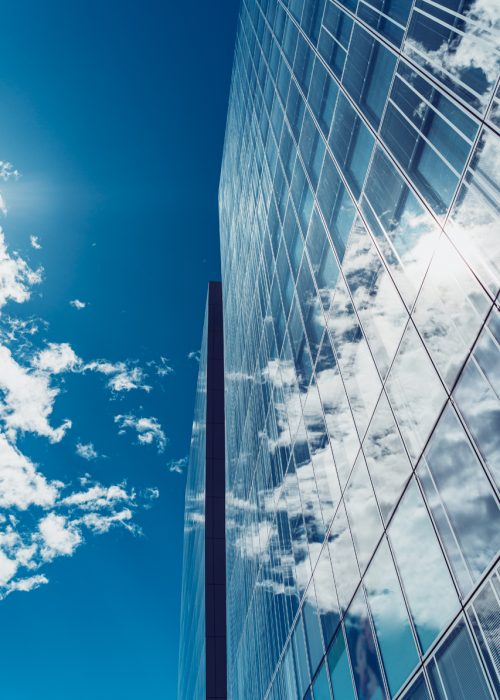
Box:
[219, 0, 500, 699]
[178, 297, 209, 700]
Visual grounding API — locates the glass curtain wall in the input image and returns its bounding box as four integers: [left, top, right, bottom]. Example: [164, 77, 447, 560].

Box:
[219, 0, 500, 699]
[177, 298, 209, 700]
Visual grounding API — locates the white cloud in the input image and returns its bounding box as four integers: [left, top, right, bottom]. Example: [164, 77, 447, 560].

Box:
[82, 509, 135, 534]
[188, 350, 200, 362]
[0, 467, 155, 599]
[168, 456, 188, 474]
[7, 574, 48, 595]
[0, 434, 59, 509]
[0, 345, 72, 443]
[115, 414, 167, 453]
[0, 184, 164, 601]
[0, 161, 20, 181]
[0, 228, 42, 310]
[61, 483, 130, 509]
[75, 442, 98, 461]
[38, 513, 82, 561]
[148, 357, 174, 377]
[30, 235, 41, 250]
[0, 550, 18, 585]
[32, 342, 81, 374]
[69, 299, 86, 310]
[83, 360, 151, 393]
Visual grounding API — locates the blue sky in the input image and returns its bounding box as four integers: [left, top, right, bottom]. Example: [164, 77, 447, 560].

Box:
[0, 2, 239, 697]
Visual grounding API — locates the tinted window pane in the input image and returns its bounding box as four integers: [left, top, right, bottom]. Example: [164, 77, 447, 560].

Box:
[419, 405, 500, 595]
[365, 538, 419, 696]
[428, 620, 494, 700]
[363, 391, 412, 523]
[328, 628, 357, 700]
[344, 588, 387, 700]
[386, 322, 446, 464]
[389, 479, 459, 652]
[469, 576, 500, 694]
[454, 312, 500, 488]
[400, 674, 431, 700]
[313, 661, 333, 700]
[344, 451, 383, 573]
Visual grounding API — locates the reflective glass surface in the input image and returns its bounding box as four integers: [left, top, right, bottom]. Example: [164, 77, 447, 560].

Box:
[178, 299, 209, 700]
[219, 0, 500, 698]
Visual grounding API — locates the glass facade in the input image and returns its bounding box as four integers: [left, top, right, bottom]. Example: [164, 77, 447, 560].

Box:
[218, 1, 500, 699]
[178, 283, 227, 700]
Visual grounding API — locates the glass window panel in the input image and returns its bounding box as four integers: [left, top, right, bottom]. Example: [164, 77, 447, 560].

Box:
[317, 153, 343, 240]
[468, 576, 500, 694]
[328, 275, 382, 440]
[309, 57, 339, 138]
[389, 479, 459, 653]
[329, 92, 374, 196]
[344, 588, 387, 700]
[363, 391, 412, 522]
[314, 543, 341, 647]
[454, 310, 500, 487]
[391, 65, 476, 170]
[343, 217, 408, 379]
[306, 206, 340, 315]
[313, 661, 333, 700]
[344, 451, 383, 573]
[297, 257, 325, 364]
[283, 641, 301, 700]
[294, 419, 325, 548]
[304, 382, 342, 526]
[419, 404, 500, 595]
[428, 619, 494, 700]
[381, 101, 459, 214]
[343, 24, 396, 127]
[404, 2, 499, 112]
[365, 538, 419, 697]
[413, 233, 491, 388]
[386, 321, 447, 464]
[328, 502, 360, 613]
[303, 590, 326, 675]
[316, 333, 360, 488]
[284, 459, 313, 597]
[328, 627, 357, 700]
[293, 615, 312, 695]
[445, 129, 500, 299]
[345, 119, 374, 196]
[362, 147, 441, 307]
[400, 673, 431, 700]
[357, 0, 409, 47]
[330, 187, 356, 263]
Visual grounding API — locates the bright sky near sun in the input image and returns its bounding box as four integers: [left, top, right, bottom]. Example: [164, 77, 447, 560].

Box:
[0, 2, 239, 698]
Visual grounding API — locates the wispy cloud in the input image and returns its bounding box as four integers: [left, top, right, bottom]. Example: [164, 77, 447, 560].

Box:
[188, 350, 200, 362]
[0, 228, 42, 309]
[75, 442, 99, 461]
[32, 342, 80, 374]
[0, 475, 159, 599]
[83, 360, 151, 393]
[69, 299, 86, 310]
[148, 357, 174, 377]
[29, 235, 42, 250]
[115, 414, 167, 453]
[0, 345, 72, 443]
[167, 456, 188, 474]
[0, 161, 20, 181]
[0, 162, 162, 599]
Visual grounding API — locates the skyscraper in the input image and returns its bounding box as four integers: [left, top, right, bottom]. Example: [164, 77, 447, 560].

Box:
[178, 282, 227, 700]
[219, 1, 500, 699]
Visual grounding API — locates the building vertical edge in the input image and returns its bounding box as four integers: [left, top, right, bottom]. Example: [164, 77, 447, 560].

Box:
[205, 281, 227, 700]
